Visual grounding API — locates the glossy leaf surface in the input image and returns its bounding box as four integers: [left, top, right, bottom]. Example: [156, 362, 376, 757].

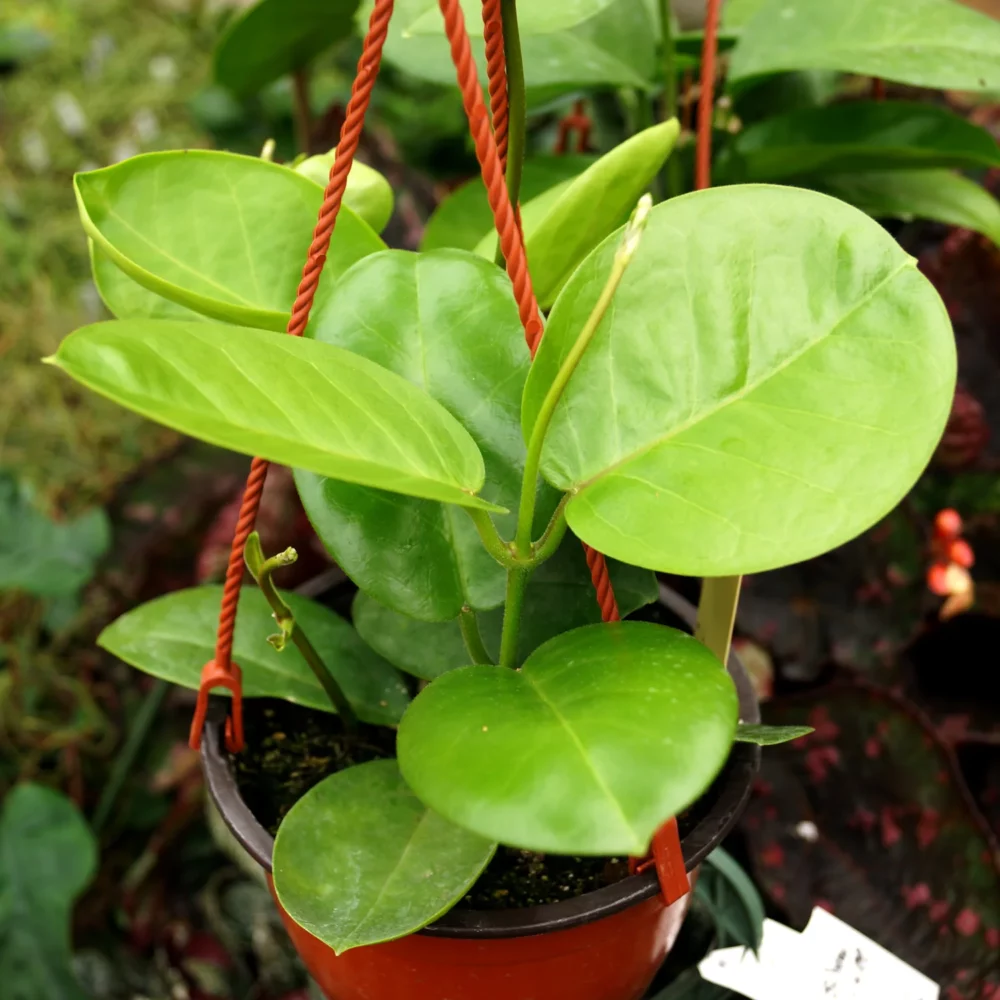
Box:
[729, 0, 1000, 92]
[273, 760, 494, 953]
[816, 170, 1000, 247]
[720, 101, 1000, 183]
[351, 537, 658, 678]
[215, 0, 361, 95]
[476, 121, 679, 307]
[75, 151, 383, 331]
[50, 319, 500, 511]
[406, 0, 617, 36]
[524, 185, 956, 577]
[295, 152, 394, 234]
[99, 585, 409, 722]
[398, 622, 738, 855]
[422, 155, 595, 253]
[0, 785, 97, 1000]
[366, 0, 656, 93]
[734, 724, 814, 746]
[296, 250, 527, 620]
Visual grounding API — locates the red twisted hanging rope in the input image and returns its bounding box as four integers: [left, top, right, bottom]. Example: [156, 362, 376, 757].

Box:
[481, 0, 510, 173]
[447, 0, 620, 624]
[189, 0, 396, 753]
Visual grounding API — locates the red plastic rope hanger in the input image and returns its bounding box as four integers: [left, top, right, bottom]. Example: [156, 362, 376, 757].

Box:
[189, 0, 396, 753]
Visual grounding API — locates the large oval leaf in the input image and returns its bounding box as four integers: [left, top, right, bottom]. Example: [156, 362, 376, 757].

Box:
[421, 155, 595, 254]
[98, 586, 410, 723]
[815, 170, 1000, 248]
[719, 101, 1000, 184]
[405, 0, 617, 36]
[296, 250, 529, 620]
[0, 785, 97, 1000]
[351, 534, 658, 678]
[273, 760, 494, 953]
[215, 0, 361, 96]
[475, 121, 679, 307]
[363, 0, 656, 94]
[49, 319, 501, 512]
[522, 185, 955, 577]
[728, 0, 1000, 92]
[75, 151, 384, 331]
[398, 622, 739, 855]
[295, 152, 394, 234]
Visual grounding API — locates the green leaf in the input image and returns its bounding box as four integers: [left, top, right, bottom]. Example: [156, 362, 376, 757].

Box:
[215, 0, 361, 96]
[728, 0, 1000, 92]
[523, 185, 956, 577]
[350, 536, 658, 678]
[815, 169, 1000, 247]
[475, 121, 679, 307]
[295, 250, 528, 621]
[98, 585, 410, 723]
[295, 152, 394, 234]
[49, 319, 501, 512]
[405, 0, 617, 36]
[734, 723, 813, 746]
[0, 473, 110, 599]
[273, 760, 494, 953]
[90, 241, 204, 321]
[698, 847, 766, 952]
[0, 784, 97, 1000]
[74, 150, 384, 331]
[421, 155, 595, 253]
[719, 101, 1000, 184]
[397, 622, 738, 855]
[722, 0, 768, 28]
[366, 0, 657, 94]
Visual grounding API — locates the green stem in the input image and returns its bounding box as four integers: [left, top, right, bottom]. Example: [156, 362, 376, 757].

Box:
[465, 507, 517, 568]
[513, 195, 654, 558]
[245, 533, 358, 731]
[531, 495, 570, 564]
[501, 0, 526, 210]
[459, 608, 494, 664]
[498, 567, 529, 669]
[694, 575, 742, 666]
[657, 0, 682, 198]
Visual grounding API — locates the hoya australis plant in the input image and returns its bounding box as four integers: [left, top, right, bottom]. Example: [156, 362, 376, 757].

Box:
[47, 13, 955, 960]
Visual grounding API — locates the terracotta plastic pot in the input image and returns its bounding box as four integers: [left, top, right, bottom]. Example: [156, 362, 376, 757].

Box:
[202, 584, 760, 1000]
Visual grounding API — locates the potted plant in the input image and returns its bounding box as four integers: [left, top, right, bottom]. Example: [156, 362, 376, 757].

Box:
[45, 0, 959, 997]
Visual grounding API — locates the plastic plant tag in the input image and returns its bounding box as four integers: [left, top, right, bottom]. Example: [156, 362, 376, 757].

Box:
[697, 918, 807, 1000]
[698, 909, 939, 999]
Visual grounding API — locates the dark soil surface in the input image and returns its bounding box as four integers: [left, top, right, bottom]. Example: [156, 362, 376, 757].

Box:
[231, 695, 717, 911]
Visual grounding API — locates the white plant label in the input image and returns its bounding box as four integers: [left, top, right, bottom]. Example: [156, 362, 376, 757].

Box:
[698, 907, 939, 999]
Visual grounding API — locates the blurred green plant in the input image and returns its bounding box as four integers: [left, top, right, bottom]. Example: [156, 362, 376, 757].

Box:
[0, 783, 97, 1000]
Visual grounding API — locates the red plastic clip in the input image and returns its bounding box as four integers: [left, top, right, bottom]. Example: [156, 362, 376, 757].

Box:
[629, 817, 690, 905]
[188, 660, 244, 753]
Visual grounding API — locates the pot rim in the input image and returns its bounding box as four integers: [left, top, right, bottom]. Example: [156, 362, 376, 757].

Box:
[202, 582, 761, 940]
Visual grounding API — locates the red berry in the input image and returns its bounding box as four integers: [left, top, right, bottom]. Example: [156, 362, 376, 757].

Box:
[949, 539, 975, 569]
[934, 508, 963, 539]
[927, 562, 952, 596]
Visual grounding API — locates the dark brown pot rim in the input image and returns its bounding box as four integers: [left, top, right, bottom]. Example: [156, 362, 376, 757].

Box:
[202, 582, 761, 940]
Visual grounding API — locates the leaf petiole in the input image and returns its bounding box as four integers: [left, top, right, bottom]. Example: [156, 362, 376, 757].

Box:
[458, 607, 494, 665]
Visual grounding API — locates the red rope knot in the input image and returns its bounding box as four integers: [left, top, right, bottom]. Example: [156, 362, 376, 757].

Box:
[554, 100, 593, 155]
